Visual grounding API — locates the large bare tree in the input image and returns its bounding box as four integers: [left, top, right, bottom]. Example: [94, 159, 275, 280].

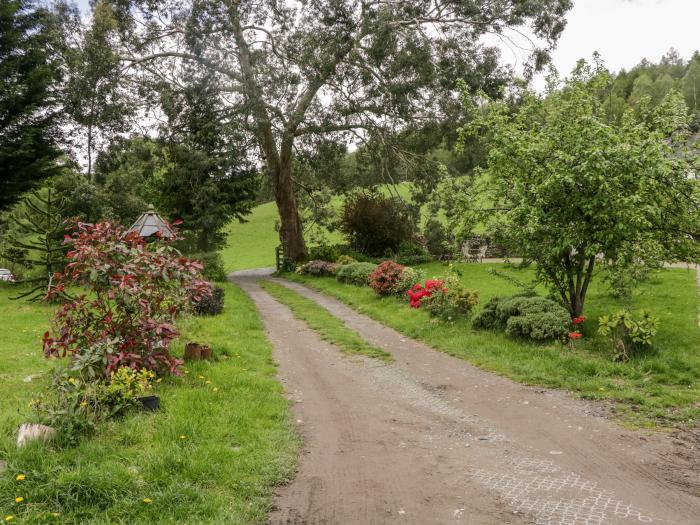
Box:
[112, 0, 572, 260]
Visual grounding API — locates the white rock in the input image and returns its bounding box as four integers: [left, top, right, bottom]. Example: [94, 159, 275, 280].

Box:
[17, 423, 56, 447]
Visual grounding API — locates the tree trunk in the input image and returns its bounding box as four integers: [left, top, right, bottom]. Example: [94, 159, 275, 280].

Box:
[272, 156, 307, 261]
[87, 124, 94, 183]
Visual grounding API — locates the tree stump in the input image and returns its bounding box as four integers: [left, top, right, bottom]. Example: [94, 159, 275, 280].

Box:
[184, 342, 203, 361]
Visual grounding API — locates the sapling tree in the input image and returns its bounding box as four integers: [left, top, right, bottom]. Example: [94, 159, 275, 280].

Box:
[456, 60, 700, 317]
[4, 189, 67, 301]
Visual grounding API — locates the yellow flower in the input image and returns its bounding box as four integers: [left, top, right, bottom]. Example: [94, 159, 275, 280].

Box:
[68, 377, 76, 384]
[14, 497, 23, 503]
[5, 516, 13, 522]
[197, 375, 204, 379]
[15, 474, 25, 481]
[51, 513, 60, 517]
[205, 380, 211, 384]
[80, 401, 88, 407]
[179, 435, 187, 440]
[156, 378, 162, 383]
[143, 498, 153, 504]
[212, 387, 219, 392]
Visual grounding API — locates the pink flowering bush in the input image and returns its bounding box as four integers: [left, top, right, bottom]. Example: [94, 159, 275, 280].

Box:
[369, 260, 406, 296]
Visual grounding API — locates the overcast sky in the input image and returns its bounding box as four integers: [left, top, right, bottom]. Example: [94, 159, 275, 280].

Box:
[525, 0, 700, 89]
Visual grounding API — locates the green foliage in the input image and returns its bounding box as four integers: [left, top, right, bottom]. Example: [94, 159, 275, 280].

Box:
[295, 260, 337, 277]
[335, 262, 377, 286]
[473, 295, 571, 342]
[194, 285, 225, 316]
[394, 266, 426, 295]
[458, 58, 700, 317]
[62, 0, 133, 179]
[340, 192, 415, 257]
[504, 311, 570, 342]
[307, 244, 341, 262]
[423, 216, 451, 259]
[336, 255, 358, 266]
[471, 297, 502, 330]
[2, 189, 66, 301]
[104, 367, 152, 406]
[423, 277, 479, 322]
[598, 309, 659, 362]
[190, 251, 227, 282]
[0, 0, 63, 211]
[600, 49, 700, 123]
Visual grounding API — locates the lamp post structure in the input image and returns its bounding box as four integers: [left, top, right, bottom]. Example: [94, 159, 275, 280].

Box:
[125, 205, 174, 239]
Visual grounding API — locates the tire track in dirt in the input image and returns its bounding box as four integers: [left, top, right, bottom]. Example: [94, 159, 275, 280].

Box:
[235, 277, 522, 525]
[261, 277, 700, 525]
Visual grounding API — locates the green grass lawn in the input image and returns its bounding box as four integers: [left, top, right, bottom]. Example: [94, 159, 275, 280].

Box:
[260, 280, 392, 362]
[219, 183, 418, 273]
[288, 263, 700, 427]
[0, 283, 298, 524]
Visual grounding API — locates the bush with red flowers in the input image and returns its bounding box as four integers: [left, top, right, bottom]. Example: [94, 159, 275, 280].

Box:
[42, 221, 212, 377]
[568, 315, 586, 341]
[407, 279, 443, 308]
[369, 260, 406, 296]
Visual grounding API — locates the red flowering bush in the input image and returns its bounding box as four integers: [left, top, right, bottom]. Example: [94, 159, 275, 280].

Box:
[408, 273, 478, 321]
[407, 279, 443, 308]
[42, 221, 212, 376]
[568, 316, 586, 341]
[369, 260, 406, 296]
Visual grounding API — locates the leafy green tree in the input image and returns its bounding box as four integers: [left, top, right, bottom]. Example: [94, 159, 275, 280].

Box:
[682, 56, 700, 116]
[62, 0, 133, 181]
[457, 61, 700, 317]
[0, 0, 63, 211]
[111, 0, 573, 260]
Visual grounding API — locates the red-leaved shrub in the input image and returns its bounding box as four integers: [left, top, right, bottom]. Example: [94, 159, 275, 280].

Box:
[42, 221, 212, 376]
[369, 260, 406, 296]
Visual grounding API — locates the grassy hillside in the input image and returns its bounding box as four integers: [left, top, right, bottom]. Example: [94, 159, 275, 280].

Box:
[220, 183, 424, 273]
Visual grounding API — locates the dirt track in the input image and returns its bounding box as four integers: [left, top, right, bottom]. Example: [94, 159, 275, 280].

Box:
[233, 276, 700, 525]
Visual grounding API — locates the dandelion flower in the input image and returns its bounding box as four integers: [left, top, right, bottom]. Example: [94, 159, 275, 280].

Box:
[156, 378, 162, 383]
[5, 516, 13, 522]
[51, 513, 59, 517]
[205, 380, 211, 384]
[80, 401, 88, 407]
[143, 498, 153, 504]
[213, 387, 219, 392]
[15, 474, 25, 481]
[197, 375, 204, 379]
[14, 497, 23, 503]
[179, 435, 187, 440]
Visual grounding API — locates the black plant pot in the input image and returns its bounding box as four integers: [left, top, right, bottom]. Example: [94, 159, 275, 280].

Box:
[139, 395, 160, 412]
